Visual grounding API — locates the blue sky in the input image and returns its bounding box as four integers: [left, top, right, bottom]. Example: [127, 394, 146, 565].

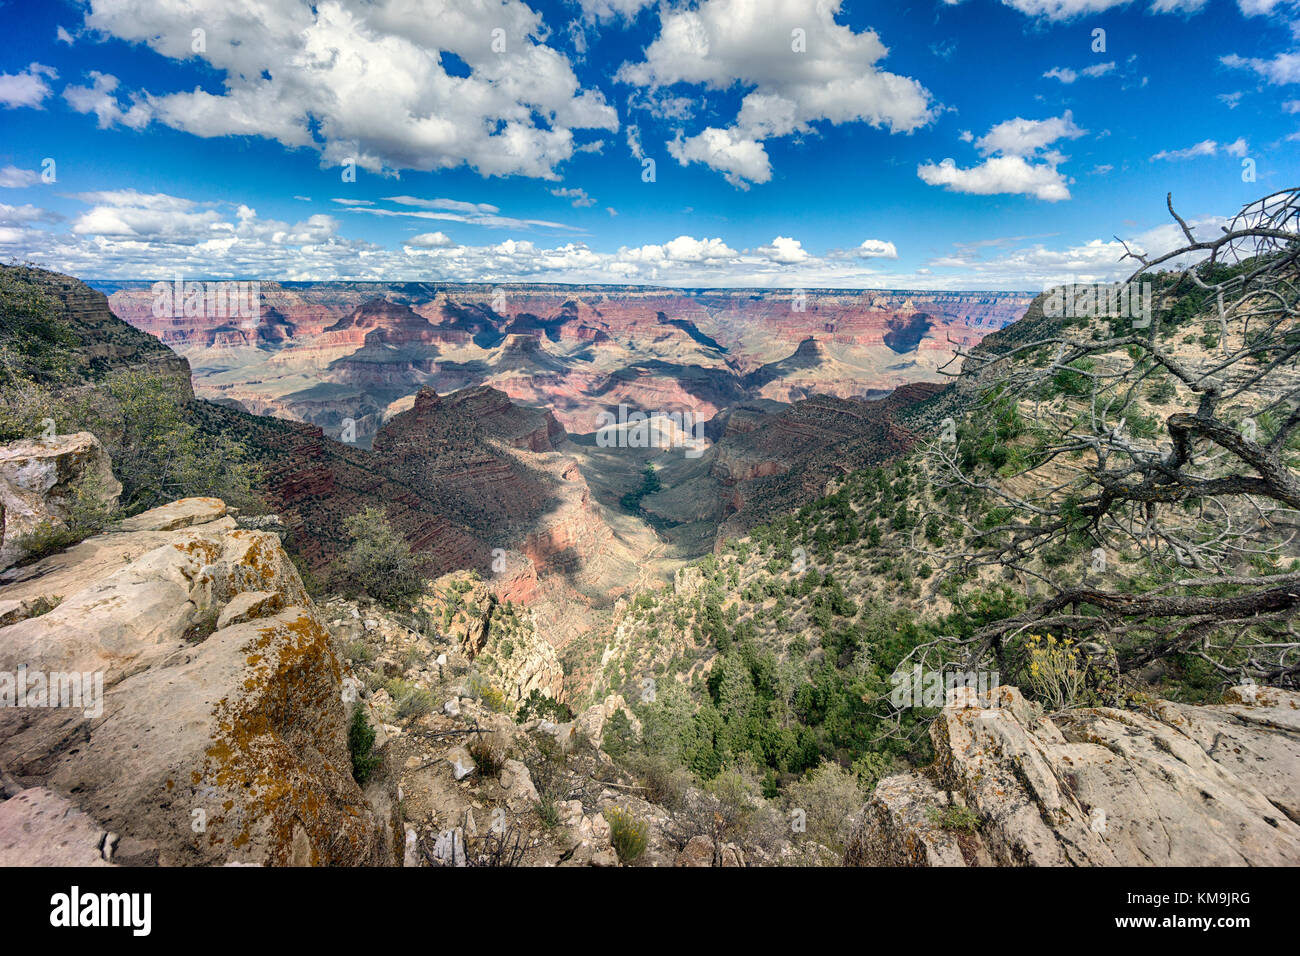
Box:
[0, 0, 1295, 288]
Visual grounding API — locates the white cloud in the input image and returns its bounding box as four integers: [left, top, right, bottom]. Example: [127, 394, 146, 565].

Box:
[626, 124, 645, 161]
[338, 195, 572, 230]
[923, 215, 1229, 287]
[1236, 0, 1290, 14]
[577, 0, 656, 22]
[56, 26, 74, 45]
[618, 0, 935, 187]
[0, 187, 1237, 291]
[0, 63, 56, 109]
[667, 127, 772, 189]
[1150, 138, 1247, 161]
[975, 112, 1087, 158]
[75, 0, 617, 180]
[406, 231, 455, 248]
[0, 166, 42, 188]
[1222, 51, 1300, 84]
[1284, 99, 1300, 112]
[64, 72, 152, 129]
[1043, 62, 1114, 84]
[1002, 0, 1206, 19]
[757, 236, 810, 264]
[0, 203, 59, 226]
[857, 239, 899, 259]
[918, 156, 1074, 202]
[550, 186, 597, 207]
[918, 112, 1086, 202]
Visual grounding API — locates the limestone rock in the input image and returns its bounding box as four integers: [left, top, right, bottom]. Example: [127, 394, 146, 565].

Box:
[0, 500, 399, 866]
[0, 787, 113, 866]
[0, 432, 121, 570]
[447, 746, 476, 780]
[117, 497, 227, 532]
[847, 685, 1300, 867]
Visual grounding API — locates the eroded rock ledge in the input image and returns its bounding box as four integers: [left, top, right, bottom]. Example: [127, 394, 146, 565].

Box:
[846, 685, 1300, 866]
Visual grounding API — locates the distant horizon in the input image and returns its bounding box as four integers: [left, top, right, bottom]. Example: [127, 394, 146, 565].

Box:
[80, 276, 1040, 295]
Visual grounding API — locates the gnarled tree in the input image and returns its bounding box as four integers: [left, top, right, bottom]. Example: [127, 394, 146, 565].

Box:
[918, 188, 1300, 690]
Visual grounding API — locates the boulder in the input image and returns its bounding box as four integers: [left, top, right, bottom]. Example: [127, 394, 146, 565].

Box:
[0, 432, 121, 570]
[0, 499, 399, 866]
[674, 834, 715, 867]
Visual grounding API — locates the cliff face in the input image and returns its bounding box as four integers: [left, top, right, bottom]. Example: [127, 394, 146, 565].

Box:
[5, 266, 192, 391]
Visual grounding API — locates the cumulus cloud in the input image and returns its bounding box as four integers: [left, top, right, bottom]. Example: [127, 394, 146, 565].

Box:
[618, 0, 935, 187]
[576, 0, 656, 22]
[64, 72, 152, 129]
[405, 231, 455, 248]
[857, 239, 898, 259]
[1221, 51, 1300, 84]
[73, 0, 616, 179]
[757, 236, 810, 264]
[2, 186, 1240, 292]
[0, 63, 56, 109]
[918, 112, 1086, 202]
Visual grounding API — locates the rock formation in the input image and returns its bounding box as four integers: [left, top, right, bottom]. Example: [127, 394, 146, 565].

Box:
[845, 685, 1300, 866]
[0, 495, 400, 866]
[0, 432, 121, 570]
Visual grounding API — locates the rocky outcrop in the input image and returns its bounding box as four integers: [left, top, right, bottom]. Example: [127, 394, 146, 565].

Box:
[846, 685, 1300, 866]
[0, 432, 121, 570]
[0, 498, 400, 866]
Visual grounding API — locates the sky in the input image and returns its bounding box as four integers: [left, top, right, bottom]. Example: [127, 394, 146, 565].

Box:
[0, 0, 1295, 290]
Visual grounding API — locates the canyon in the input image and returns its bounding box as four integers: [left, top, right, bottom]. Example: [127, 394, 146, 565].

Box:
[95, 281, 1031, 442]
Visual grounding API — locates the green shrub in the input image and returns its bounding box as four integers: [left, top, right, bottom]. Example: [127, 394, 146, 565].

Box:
[348, 707, 383, 784]
[394, 686, 435, 722]
[515, 689, 573, 723]
[338, 506, 426, 608]
[928, 804, 980, 832]
[606, 806, 648, 863]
